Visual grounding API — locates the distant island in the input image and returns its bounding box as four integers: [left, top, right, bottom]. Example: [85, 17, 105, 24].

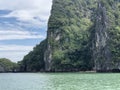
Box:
[1, 0, 120, 73]
[0, 58, 18, 72]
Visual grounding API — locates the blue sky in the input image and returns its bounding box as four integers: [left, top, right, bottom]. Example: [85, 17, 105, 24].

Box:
[0, 0, 52, 62]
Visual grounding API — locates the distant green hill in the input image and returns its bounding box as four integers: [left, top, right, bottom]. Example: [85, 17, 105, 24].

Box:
[0, 58, 18, 72]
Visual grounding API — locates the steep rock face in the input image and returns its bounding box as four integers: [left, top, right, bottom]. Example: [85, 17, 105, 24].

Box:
[93, 1, 111, 71]
[44, 0, 97, 71]
[45, 0, 120, 71]
[107, 0, 120, 70]
[21, 0, 120, 72]
[93, 0, 120, 71]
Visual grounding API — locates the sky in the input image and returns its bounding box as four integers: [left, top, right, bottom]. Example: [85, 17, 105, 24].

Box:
[0, 0, 52, 62]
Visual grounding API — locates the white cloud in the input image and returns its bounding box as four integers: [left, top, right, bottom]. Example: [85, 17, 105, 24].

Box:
[0, 29, 45, 40]
[0, 0, 52, 27]
[0, 0, 52, 39]
[0, 45, 33, 51]
[3, 10, 48, 26]
[5, 10, 35, 21]
[0, 45, 34, 62]
[0, 0, 52, 11]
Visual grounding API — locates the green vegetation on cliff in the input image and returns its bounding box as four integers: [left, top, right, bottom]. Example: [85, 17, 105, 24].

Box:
[20, 0, 120, 72]
[44, 0, 97, 71]
[19, 40, 46, 72]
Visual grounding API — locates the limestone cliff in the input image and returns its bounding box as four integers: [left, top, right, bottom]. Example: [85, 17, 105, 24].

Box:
[21, 0, 120, 72]
[93, 0, 120, 71]
[44, 0, 96, 71]
[93, 1, 111, 71]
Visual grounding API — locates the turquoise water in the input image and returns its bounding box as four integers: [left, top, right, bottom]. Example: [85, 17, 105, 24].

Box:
[0, 73, 120, 90]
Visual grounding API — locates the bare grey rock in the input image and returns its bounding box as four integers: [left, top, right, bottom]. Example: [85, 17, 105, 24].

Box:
[93, 1, 112, 71]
